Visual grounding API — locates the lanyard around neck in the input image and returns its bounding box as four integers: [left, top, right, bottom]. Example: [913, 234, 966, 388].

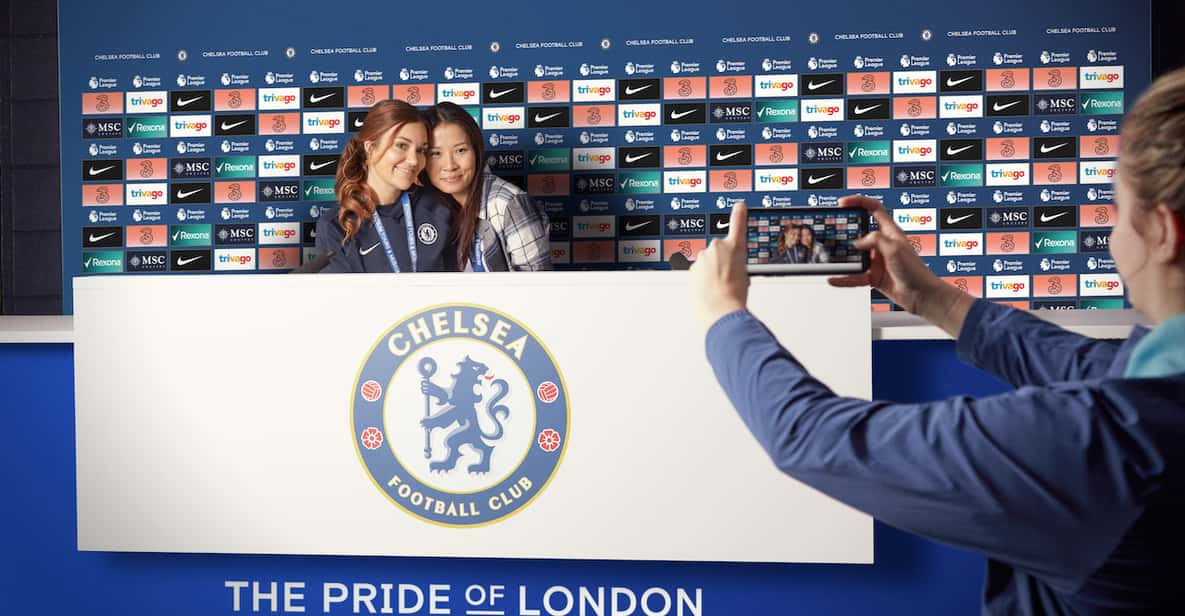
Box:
[369, 192, 417, 273]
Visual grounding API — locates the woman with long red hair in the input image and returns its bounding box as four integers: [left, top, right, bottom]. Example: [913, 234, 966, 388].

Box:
[314, 100, 458, 272]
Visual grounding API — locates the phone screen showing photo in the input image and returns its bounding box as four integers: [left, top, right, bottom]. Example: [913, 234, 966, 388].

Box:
[744, 208, 869, 275]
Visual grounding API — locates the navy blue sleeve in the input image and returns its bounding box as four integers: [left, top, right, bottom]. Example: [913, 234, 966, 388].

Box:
[314, 208, 362, 273]
[707, 310, 1156, 591]
[956, 299, 1121, 387]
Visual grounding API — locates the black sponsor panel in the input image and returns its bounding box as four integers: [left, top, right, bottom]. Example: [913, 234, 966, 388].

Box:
[126, 250, 169, 272]
[1033, 300, 1078, 310]
[1034, 94, 1078, 115]
[709, 213, 732, 236]
[169, 90, 212, 112]
[549, 216, 571, 240]
[802, 73, 844, 96]
[214, 114, 256, 136]
[215, 223, 257, 245]
[1032, 136, 1077, 159]
[487, 151, 525, 171]
[302, 221, 318, 245]
[172, 182, 212, 204]
[347, 111, 368, 132]
[618, 214, 661, 237]
[618, 78, 661, 101]
[986, 206, 1031, 228]
[986, 94, 1029, 117]
[1034, 205, 1078, 228]
[259, 180, 302, 202]
[482, 81, 525, 104]
[939, 139, 984, 161]
[82, 226, 124, 248]
[618, 146, 661, 168]
[303, 86, 345, 108]
[664, 214, 707, 236]
[527, 106, 571, 128]
[939, 70, 984, 92]
[708, 144, 753, 167]
[302, 154, 340, 176]
[802, 167, 844, 190]
[663, 103, 706, 125]
[169, 157, 212, 179]
[893, 165, 938, 188]
[573, 173, 616, 195]
[82, 159, 123, 181]
[1079, 230, 1112, 252]
[82, 117, 123, 139]
[800, 142, 844, 165]
[939, 207, 983, 230]
[847, 97, 891, 120]
[709, 102, 753, 123]
[497, 174, 527, 191]
[171, 249, 212, 271]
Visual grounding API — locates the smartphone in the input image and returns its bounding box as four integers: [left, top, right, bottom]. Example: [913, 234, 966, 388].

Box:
[744, 207, 870, 275]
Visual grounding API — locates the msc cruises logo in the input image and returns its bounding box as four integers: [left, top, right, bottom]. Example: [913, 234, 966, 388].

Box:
[352, 304, 569, 527]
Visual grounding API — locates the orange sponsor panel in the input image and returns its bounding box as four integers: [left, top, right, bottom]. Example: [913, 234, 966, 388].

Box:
[905, 233, 937, 256]
[709, 169, 753, 192]
[258, 247, 301, 271]
[754, 143, 797, 166]
[214, 89, 256, 111]
[1033, 274, 1077, 298]
[1032, 67, 1076, 90]
[846, 166, 891, 189]
[528, 80, 571, 103]
[82, 184, 123, 206]
[664, 239, 707, 262]
[390, 84, 433, 106]
[847, 72, 891, 95]
[708, 75, 752, 98]
[664, 145, 707, 168]
[871, 303, 892, 313]
[126, 158, 168, 180]
[214, 181, 255, 204]
[258, 113, 301, 135]
[1032, 162, 1077, 185]
[893, 96, 937, 119]
[81, 92, 123, 114]
[572, 104, 616, 128]
[1079, 204, 1117, 228]
[995, 300, 1030, 310]
[663, 77, 707, 99]
[571, 240, 615, 264]
[526, 174, 569, 196]
[126, 225, 168, 247]
[1079, 135, 1120, 159]
[942, 275, 984, 298]
[985, 68, 1030, 91]
[348, 85, 390, 108]
[986, 232, 1031, 255]
[985, 137, 1029, 161]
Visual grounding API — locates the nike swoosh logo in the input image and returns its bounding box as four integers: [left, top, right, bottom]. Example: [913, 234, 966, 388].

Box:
[946, 214, 974, 224]
[992, 101, 1020, 111]
[309, 92, 336, 103]
[1039, 143, 1067, 154]
[624, 153, 652, 163]
[807, 79, 835, 90]
[624, 221, 651, 231]
[176, 189, 202, 199]
[946, 76, 974, 87]
[489, 88, 516, 99]
[715, 220, 730, 230]
[853, 104, 881, 115]
[88, 165, 115, 176]
[534, 112, 561, 123]
[360, 242, 381, 255]
[220, 120, 247, 131]
[1040, 212, 1068, 222]
[309, 160, 334, 170]
[807, 174, 836, 185]
[625, 84, 652, 95]
[176, 256, 201, 266]
[946, 145, 973, 155]
[353, 118, 364, 127]
[715, 151, 742, 161]
[88, 232, 115, 242]
[176, 96, 203, 107]
[670, 109, 696, 120]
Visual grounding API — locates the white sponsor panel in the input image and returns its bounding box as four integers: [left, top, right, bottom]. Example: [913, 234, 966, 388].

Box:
[1079, 160, 1116, 185]
[572, 215, 616, 238]
[435, 83, 480, 105]
[893, 139, 937, 163]
[572, 147, 616, 170]
[125, 182, 168, 206]
[1080, 273, 1125, 296]
[755, 74, 798, 97]
[1079, 66, 1125, 90]
[939, 232, 984, 256]
[986, 275, 1030, 298]
[572, 79, 615, 102]
[893, 208, 937, 231]
[754, 168, 798, 192]
[169, 114, 211, 138]
[939, 95, 984, 119]
[549, 242, 571, 265]
[799, 98, 845, 122]
[124, 90, 168, 113]
[257, 87, 300, 110]
[257, 222, 301, 245]
[258, 155, 301, 178]
[481, 106, 525, 130]
[664, 170, 708, 193]
[618, 239, 661, 263]
[214, 248, 256, 271]
[618, 103, 662, 127]
[986, 163, 1031, 187]
[303, 111, 345, 134]
[893, 70, 938, 94]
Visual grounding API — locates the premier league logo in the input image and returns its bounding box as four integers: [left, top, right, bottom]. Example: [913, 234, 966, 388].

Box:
[352, 305, 569, 526]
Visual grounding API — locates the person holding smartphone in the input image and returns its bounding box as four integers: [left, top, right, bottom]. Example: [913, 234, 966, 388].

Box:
[421, 102, 551, 271]
[688, 68, 1185, 614]
[315, 100, 458, 273]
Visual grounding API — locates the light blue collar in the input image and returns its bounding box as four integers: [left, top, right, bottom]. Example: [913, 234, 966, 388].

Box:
[1125, 313, 1185, 378]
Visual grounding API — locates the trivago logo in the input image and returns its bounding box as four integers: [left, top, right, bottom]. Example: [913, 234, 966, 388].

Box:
[259, 156, 300, 177]
[1080, 162, 1117, 184]
[800, 98, 844, 122]
[482, 107, 525, 130]
[126, 91, 167, 113]
[258, 223, 301, 245]
[986, 164, 1030, 186]
[618, 240, 661, 263]
[756, 74, 798, 97]
[572, 215, 615, 238]
[170, 115, 211, 138]
[893, 140, 937, 163]
[125, 182, 168, 205]
[894, 70, 937, 94]
[939, 232, 984, 256]
[572, 148, 614, 170]
[1079, 66, 1125, 90]
[894, 208, 936, 231]
[572, 79, 614, 102]
[754, 168, 798, 192]
[214, 249, 255, 271]
[939, 96, 983, 118]
[436, 83, 479, 105]
[663, 171, 708, 194]
[303, 112, 345, 134]
[987, 275, 1029, 298]
[618, 104, 661, 126]
[258, 88, 300, 110]
[1080, 274, 1124, 296]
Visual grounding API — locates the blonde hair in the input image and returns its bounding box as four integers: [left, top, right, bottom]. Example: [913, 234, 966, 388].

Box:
[1120, 66, 1185, 216]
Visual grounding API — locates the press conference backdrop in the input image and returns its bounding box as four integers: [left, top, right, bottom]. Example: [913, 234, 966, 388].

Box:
[61, 0, 1148, 312]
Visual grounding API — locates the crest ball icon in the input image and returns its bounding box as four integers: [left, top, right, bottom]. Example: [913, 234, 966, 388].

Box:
[361, 380, 382, 402]
[537, 381, 559, 403]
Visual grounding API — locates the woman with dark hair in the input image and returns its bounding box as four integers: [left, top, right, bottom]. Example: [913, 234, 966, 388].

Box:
[314, 100, 458, 273]
[798, 225, 830, 263]
[422, 101, 551, 271]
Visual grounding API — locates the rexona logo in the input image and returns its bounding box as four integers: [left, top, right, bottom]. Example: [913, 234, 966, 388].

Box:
[1080, 92, 1124, 115]
[940, 164, 984, 187]
[617, 172, 662, 194]
[303, 179, 337, 201]
[894, 208, 936, 231]
[618, 104, 661, 126]
[1079, 162, 1116, 185]
[303, 111, 345, 134]
[1032, 231, 1077, 254]
[1079, 66, 1125, 90]
[756, 74, 798, 97]
[893, 71, 937, 94]
[258, 222, 301, 245]
[986, 163, 1030, 186]
[482, 107, 525, 130]
[754, 168, 798, 192]
[847, 141, 891, 164]
[215, 156, 256, 178]
[893, 140, 937, 163]
[125, 91, 167, 113]
[619, 240, 661, 262]
[125, 115, 168, 139]
[939, 233, 984, 256]
[82, 251, 123, 273]
[572, 147, 615, 170]
[170, 224, 212, 247]
[664, 171, 708, 193]
[572, 79, 615, 102]
[527, 149, 570, 172]
[169, 114, 211, 138]
[800, 98, 844, 122]
[352, 305, 569, 526]
[437, 83, 480, 104]
[126, 183, 167, 205]
[755, 101, 799, 123]
[259, 156, 300, 177]
[1080, 274, 1124, 296]
[987, 275, 1029, 298]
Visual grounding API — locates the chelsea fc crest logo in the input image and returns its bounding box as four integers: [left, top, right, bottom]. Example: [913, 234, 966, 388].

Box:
[352, 304, 569, 526]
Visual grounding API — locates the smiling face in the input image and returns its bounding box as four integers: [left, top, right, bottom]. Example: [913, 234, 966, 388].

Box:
[426, 122, 478, 206]
[364, 122, 428, 201]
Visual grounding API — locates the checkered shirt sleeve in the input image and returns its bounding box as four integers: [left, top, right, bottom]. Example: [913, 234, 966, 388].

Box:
[479, 171, 552, 271]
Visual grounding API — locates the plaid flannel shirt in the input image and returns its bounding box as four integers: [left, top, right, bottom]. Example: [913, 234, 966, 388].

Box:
[478, 170, 552, 271]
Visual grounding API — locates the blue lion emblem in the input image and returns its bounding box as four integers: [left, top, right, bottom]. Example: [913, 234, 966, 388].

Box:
[418, 356, 511, 474]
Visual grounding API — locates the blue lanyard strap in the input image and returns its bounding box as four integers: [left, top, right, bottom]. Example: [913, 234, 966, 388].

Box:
[472, 234, 485, 272]
[370, 192, 417, 273]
